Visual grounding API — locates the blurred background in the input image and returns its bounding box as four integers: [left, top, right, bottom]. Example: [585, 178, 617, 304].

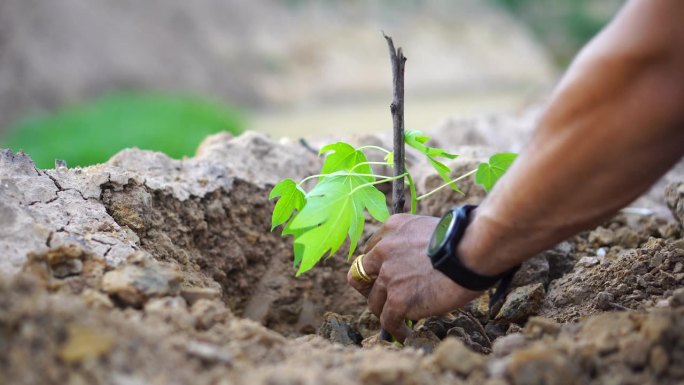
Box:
[0, 0, 624, 169]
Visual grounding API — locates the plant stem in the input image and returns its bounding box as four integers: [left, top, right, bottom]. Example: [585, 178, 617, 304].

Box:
[349, 173, 408, 195]
[357, 145, 391, 154]
[416, 169, 477, 201]
[298, 172, 392, 186]
[350, 161, 389, 172]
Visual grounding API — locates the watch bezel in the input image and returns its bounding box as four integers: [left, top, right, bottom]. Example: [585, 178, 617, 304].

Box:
[427, 208, 457, 258]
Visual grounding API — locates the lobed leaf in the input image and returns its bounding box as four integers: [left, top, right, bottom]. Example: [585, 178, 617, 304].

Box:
[404, 130, 457, 159]
[289, 171, 389, 275]
[405, 130, 461, 193]
[319, 142, 373, 181]
[269, 179, 306, 230]
[475, 153, 518, 192]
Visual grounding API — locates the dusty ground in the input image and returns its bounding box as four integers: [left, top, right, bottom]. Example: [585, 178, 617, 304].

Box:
[1, 113, 683, 385]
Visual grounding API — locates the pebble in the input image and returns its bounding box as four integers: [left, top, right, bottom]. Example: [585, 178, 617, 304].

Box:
[404, 329, 441, 354]
[670, 288, 684, 307]
[447, 326, 491, 354]
[588, 227, 615, 246]
[577, 256, 599, 267]
[317, 312, 362, 346]
[495, 283, 546, 323]
[492, 333, 527, 357]
[102, 263, 182, 307]
[505, 345, 580, 385]
[595, 291, 615, 311]
[523, 317, 560, 338]
[58, 325, 114, 363]
[431, 337, 486, 376]
[180, 286, 222, 305]
[191, 299, 232, 330]
[511, 255, 550, 287]
[185, 341, 233, 364]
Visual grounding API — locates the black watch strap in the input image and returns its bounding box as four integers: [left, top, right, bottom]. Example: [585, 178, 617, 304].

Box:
[431, 205, 520, 292]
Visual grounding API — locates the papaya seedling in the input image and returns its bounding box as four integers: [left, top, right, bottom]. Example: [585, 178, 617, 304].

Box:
[270, 131, 517, 275]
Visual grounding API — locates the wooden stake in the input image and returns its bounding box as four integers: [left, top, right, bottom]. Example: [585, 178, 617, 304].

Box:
[383, 33, 407, 215]
[381, 33, 407, 342]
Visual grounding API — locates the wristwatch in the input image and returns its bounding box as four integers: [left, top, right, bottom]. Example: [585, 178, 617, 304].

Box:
[427, 205, 519, 292]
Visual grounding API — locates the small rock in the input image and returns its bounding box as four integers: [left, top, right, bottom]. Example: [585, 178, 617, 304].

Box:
[577, 256, 599, 267]
[186, 341, 233, 364]
[417, 311, 489, 345]
[511, 254, 550, 288]
[492, 333, 528, 357]
[360, 334, 401, 350]
[446, 326, 490, 354]
[505, 345, 580, 385]
[404, 329, 441, 354]
[432, 337, 486, 376]
[588, 226, 615, 246]
[81, 288, 114, 310]
[180, 286, 222, 305]
[523, 317, 560, 339]
[102, 262, 182, 307]
[144, 296, 194, 329]
[463, 293, 491, 323]
[58, 325, 114, 363]
[356, 309, 381, 338]
[615, 227, 640, 248]
[673, 262, 683, 274]
[670, 288, 684, 307]
[495, 283, 545, 323]
[664, 181, 684, 228]
[596, 247, 606, 259]
[317, 312, 362, 346]
[543, 242, 576, 280]
[595, 291, 615, 311]
[191, 299, 232, 330]
[507, 323, 523, 335]
[25, 244, 90, 279]
[484, 321, 508, 342]
[655, 299, 670, 308]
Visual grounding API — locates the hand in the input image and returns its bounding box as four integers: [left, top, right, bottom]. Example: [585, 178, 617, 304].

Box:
[347, 214, 483, 343]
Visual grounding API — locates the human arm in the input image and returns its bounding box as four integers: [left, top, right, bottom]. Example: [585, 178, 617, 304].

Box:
[348, 0, 684, 342]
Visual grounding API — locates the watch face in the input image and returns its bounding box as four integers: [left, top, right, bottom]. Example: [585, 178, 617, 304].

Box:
[428, 210, 454, 256]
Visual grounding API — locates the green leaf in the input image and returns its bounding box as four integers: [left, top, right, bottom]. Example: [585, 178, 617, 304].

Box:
[319, 142, 373, 182]
[288, 172, 389, 275]
[475, 153, 518, 192]
[405, 130, 461, 193]
[269, 179, 306, 230]
[404, 130, 457, 159]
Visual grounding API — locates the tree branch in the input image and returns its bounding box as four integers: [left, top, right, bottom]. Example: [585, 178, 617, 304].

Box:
[383, 33, 407, 215]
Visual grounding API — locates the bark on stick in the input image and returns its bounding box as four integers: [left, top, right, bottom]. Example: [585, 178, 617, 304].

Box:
[383, 33, 407, 215]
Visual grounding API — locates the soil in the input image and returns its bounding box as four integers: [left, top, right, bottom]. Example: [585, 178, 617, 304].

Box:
[1, 122, 683, 385]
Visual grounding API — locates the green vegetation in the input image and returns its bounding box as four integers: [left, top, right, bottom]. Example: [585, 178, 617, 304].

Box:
[2, 92, 245, 169]
[270, 131, 517, 275]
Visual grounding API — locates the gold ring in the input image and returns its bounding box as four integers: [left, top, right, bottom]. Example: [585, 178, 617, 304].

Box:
[350, 254, 373, 283]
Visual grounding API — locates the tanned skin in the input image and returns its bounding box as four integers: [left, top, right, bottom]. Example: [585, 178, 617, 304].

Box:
[347, 0, 684, 342]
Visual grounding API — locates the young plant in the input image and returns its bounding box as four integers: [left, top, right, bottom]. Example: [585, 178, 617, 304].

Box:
[270, 130, 517, 276]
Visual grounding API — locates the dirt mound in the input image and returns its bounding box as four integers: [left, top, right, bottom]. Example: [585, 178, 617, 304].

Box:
[1, 126, 684, 384]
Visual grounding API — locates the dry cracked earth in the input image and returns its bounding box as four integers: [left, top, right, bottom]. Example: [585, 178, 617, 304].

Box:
[1, 113, 684, 385]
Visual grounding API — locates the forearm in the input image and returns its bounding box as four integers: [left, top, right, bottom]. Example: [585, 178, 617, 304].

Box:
[459, 0, 684, 275]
